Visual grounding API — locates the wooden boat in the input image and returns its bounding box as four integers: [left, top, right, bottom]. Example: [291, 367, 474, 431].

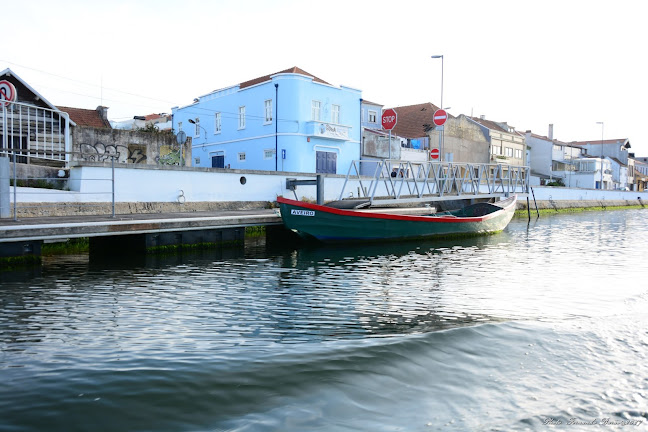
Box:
[276, 195, 517, 243]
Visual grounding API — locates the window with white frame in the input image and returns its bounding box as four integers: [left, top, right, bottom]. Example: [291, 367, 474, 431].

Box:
[214, 112, 221, 133]
[331, 104, 340, 124]
[505, 147, 513, 157]
[311, 100, 321, 121]
[238, 152, 246, 161]
[368, 110, 377, 123]
[264, 100, 273, 123]
[238, 106, 246, 129]
[264, 149, 275, 160]
[515, 149, 522, 159]
[194, 118, 200, 137]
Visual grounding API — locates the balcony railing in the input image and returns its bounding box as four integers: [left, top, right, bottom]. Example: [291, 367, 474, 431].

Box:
[1, 101, 71, 165]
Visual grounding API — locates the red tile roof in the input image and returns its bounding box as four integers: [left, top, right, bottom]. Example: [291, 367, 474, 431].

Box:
[58, 106, 111, 128]
[387, 102, 444, 138]
[239, 66, 330, 89]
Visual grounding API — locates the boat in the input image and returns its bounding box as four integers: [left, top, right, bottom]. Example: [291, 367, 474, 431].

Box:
[276, 195, 517, 243]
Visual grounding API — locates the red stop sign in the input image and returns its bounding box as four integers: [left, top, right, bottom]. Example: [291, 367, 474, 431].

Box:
[430, 148, 440, 160]
[382, 108, 397, 130]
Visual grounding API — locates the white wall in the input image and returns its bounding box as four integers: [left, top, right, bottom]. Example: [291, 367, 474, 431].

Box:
[10, 164, 648, 205]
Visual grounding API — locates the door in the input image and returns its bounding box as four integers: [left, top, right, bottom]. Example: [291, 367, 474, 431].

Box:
[211, 154, 224, 168]
[316, 151, 336, 174]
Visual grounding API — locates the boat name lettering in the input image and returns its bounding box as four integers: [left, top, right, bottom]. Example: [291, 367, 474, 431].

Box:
[291, 209, 315, 217]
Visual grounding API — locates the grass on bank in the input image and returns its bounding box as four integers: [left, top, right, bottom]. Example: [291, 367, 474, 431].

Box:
[514, 204, 645, 217]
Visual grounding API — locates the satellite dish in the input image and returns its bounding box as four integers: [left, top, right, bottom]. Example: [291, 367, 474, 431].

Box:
[176, 130, 187, 145]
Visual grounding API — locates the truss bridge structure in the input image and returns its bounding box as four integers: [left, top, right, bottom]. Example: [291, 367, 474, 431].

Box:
[339, 159, 529, 205]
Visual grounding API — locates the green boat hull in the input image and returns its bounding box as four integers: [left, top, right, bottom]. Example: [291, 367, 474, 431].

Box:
[277, 196, 517, 243]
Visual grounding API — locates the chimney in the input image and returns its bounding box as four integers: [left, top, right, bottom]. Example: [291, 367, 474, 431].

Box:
[548, 124, 554, 140]
[480, 115, 485, 120]
[97, 106, 109, 122]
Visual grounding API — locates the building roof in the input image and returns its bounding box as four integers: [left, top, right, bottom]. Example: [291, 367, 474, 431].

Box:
[57, 106, 111, 128]
[469, 116, 512, 134]
[386, 102, 444, 138]
[362, 99, 383, 107]
[364, 127, 389, 137]
[239, 66, 330, 89]
[570, 138, 630, 148]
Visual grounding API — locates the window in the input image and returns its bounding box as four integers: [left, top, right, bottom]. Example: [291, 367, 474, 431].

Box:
[311, 100, 321, 121]
[264, 99, 273, 123]
[194, 118, 200, 137]
[332, 104, 340, 124]
[368, 110, 377, 123]
[238, 106, 246, 129]
[505, 147, 513, 157]
[491, 145, 501, 155]
[238, 152, 246, 162]
[214, 112, 221, 133]
[515, 149, 522, 159]
[264, 149, 275, 160]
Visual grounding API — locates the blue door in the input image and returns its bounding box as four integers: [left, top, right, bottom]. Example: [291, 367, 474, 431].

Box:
[316, 151, 336, 174]
[211, 155, 224, 168]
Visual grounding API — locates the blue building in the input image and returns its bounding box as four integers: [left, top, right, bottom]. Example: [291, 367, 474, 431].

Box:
[173, 67, 362, 174]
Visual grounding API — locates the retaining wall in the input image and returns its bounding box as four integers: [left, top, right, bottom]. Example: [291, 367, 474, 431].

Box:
[4, 162, 648, 217]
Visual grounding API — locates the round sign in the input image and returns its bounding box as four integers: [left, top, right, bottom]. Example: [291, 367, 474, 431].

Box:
[433, 109, 448, 127]
[430, 148, 440, 160]
[176, 130, 187, 145]
[0, 80, 17, 107]
[382, 108, 397, 131]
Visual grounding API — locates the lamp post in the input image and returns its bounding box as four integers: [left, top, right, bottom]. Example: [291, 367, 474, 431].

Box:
[431, 55, 444, 162]
[596, 121, 604, 189]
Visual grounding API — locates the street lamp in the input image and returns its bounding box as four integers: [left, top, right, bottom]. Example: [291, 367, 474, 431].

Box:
[596, 121, 604, 189]
[431, 55, 444, 161]
[188, 118, 208, 142]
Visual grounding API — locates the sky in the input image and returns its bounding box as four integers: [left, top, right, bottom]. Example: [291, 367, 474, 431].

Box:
[4, 0, 647, 155]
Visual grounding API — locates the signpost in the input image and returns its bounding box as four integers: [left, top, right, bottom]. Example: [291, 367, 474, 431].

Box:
[0, 80, 17, 107]
[432, 108, 448, 161]
[433, 109, 447, 126]
[382, 108, 397, 161]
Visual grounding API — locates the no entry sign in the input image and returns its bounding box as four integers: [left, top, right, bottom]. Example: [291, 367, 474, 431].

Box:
[382, 108, 397, 130]
[0, 80, 17, 107]
[433, 109, 448, 127]
[430, 148, 440, 160]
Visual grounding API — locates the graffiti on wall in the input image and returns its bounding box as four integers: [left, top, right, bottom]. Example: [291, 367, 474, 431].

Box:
[78, 140, 186, 166]
[127, 144, 147, 164]
[157, 144, 185, 166]
[79, 142, 129, 162]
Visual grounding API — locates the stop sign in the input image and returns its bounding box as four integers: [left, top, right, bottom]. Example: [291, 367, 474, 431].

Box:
[433, 109, 448, 126]
[430, 148, 440, 160]
[382, 109, 397, 130]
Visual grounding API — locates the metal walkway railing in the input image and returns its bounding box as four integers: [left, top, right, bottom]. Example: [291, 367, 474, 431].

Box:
[339, 160, 529, 205]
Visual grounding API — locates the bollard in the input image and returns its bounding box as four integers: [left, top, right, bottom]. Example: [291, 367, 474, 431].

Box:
[0, 157, 9, 218]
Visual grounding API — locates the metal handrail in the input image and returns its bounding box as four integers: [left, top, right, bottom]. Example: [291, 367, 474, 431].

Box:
[0, 148, 116, 221]
[339, 159, 529, 204]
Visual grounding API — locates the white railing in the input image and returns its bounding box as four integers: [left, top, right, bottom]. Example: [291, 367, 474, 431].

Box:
[1, 101, 71, 164]
[339, 159, 529, 204]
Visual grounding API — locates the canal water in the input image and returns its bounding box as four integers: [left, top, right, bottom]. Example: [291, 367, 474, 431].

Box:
[1, 209, 647, 431]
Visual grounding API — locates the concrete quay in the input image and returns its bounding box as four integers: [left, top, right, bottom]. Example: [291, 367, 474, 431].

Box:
[0, 208, 283, 259]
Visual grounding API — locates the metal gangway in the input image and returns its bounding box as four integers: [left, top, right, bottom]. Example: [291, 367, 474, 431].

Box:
[339, 159, 529, 205]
